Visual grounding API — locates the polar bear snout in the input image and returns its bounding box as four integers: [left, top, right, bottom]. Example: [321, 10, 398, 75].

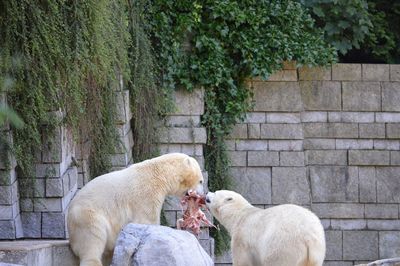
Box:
[206, 192, 214, 204]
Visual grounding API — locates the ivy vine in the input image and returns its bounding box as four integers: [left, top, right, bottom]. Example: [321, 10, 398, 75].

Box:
[147, 0, 336, 254]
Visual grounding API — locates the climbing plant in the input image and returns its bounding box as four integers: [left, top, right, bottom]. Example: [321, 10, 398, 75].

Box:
[147, 0, 337, 254]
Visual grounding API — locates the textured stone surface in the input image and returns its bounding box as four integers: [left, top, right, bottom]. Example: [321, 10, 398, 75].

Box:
[268, 140, 303, 151]
[244, 112, 265, 123]
[260, 124, 303, 139]
[379, 231, 400, 258]
[272, 167, 310, 204]
[332, 64, 361, 80]
[252, 82, 302, 111]
[21, 212, 41, 238]
[343, 231, 378, 260]
[266, 113, 300, 123]
[331, 219, 366, 230]
[300, 81, 341, 110]
[365, 204, 398, 219]
[111, 224, 213, 266]
[376, 112, 400, 123]
[267, 69, 297, 81]
[342, 82, 381, 111]
[310, 166, 358, 202]
[304, 139, 336, 150]
[306, 150, 347, 165]
[376, 167, 400, 203]
[349, 150, 390, 166]
[325, 231, 343, 260]
[301, 112, 327, 123]
[236, 140, 268, 151]
[298, 66, 331, 81]
[42, 212, 65, 238]
[359, 124, 385, 138]
[279, 152, 305, 166]
[342, 112, 375, 123]
[387, 123, 400, 139]
[390, 65, 400, 81]
[312, 204, 364, 218]
[336, 139, 373, 150]
[228, 124, 247, 139]
[304, 123, 358, 138]
[172, 88, 204, 115]
[359, 167, 376, 203]
[227, 151, 247, 167]
[362, 64, 389, 81]
[367, 220, 400, 230]
[231, 167, 271, 204]
[0, 220, 15, 239]
[248, 124, 260, 139]
[159, 128, 207, 144]
[247, 151, 279, 166]
[382, 82, 400, 111]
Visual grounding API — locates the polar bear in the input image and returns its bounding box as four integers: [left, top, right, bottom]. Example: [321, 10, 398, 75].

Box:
[67, 153, 205, 266]
[206, 190, 325, 266]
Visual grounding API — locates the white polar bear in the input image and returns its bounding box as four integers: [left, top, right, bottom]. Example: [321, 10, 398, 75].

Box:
[206, 190, 325, 266]
[67, 153, 205, 266]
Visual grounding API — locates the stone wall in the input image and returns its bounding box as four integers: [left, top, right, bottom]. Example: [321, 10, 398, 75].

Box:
[216, 63, 400, 265]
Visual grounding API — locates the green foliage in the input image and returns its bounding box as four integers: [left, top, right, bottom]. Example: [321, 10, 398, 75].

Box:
[0, 105, 24, 129]
[147, 0, 336, 254]
[0, 0, 130, 177]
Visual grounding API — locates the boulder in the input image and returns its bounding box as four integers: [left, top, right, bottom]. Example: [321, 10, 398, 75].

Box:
[111, 224, 213, 266]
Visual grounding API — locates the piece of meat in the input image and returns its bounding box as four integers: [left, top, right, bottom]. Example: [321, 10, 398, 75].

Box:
[177, 190, 216, 236]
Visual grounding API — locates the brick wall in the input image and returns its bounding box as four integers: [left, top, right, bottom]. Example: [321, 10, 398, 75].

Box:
[216, 63, 400, 265]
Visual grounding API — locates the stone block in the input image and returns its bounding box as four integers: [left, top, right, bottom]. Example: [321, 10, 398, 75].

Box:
[181, 144, 203, 156]
[349, 150, 390, 166]
[0, 205, 12, 220]
[247, 151, 279, 166]
[0, 169, 16, 186]
[321, 219, 331, 229]
[244, 112, 265, 123]
[359, 167, 376, 203]
[163, 211, 177, 227]
[336, 139, 373, 150]
[390, 65, 400, 81]
[224, 140, 235, 151]
[310, 166, 358, 202]
[114, 90, 129, 124]
[324, 262, 352, 266]
[331, 219, 366, 230]
[342, 82, 381, 111]
[298, 65, 331, 80]
[171, 88, 204, 115]
[228, 124, 247, 139]
[236, 140, 268, 151]
[300, 81, 341, 110]
[159, 127, 207, 144]
[374, 140, 399, 150]
[328, 112, 342, 122]
[42, 212, 65, 238]
[163, 196, 182, 211]
[0, 185, 12, 205]
[266, 113, 300, 123]
[271, 167, 310, 204]
[343, 231, 378, 260]
[367, 220, 400, 230]
[332, 64, 361, 80]
[341, 112, 375, 123]
[311, 204, 364, 218]
[34, 198, 62, 212]
[304, 139, 336, 150]
[306, 150, 347, 165]
[165, 115, 201, 127]
[283, 61, 297, 70]
[248, 124, 260, 139]
[379, 231, 400, 258]
[377, 167, 400, 203]
[304, 123, 358, 138]
[376, 112, 400, 123]
[227, 151, 247, 167]
[391, 151, 400, 165]
[301, 112, 327, 123]
[359, 123, 385, 138]
[325, 231, 343, 260]
[279, 152, 305, 166]
[45, 178, 63, 197]
[0, 220, 15, 239]
[260, 124, 303, 139]
[158, 144, 181, 154]
[382, 82, 400, 111]
[362, 64, 389, 81]
[267, 69, 297, 81]
[365, 204, 399, 219]
[35, 164, 61, 178]
[230, 167, 271, 204]
[269, 140, 303, 151]
[21, 212, 41, 238]
[252, 81, 303, 111]
[111, 153, 129, 167]
[20, 198, 33, 212]
[387, 123, 400, 138]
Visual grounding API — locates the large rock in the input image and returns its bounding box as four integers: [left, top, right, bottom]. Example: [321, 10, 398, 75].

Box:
[111, 224, 213, 266]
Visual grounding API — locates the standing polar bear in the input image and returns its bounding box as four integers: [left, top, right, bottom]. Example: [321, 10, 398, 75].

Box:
[67, 153, 205, 266]
[206, 190, 325, 266]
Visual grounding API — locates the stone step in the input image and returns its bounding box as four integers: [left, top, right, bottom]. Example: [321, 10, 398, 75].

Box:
[0, 240, 78, 266]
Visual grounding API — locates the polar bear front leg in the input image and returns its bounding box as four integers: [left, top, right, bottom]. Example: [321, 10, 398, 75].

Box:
[231, 238, 256, 266]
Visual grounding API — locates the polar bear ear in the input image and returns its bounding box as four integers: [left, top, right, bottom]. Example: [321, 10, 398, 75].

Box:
[185, 157, 192, 167]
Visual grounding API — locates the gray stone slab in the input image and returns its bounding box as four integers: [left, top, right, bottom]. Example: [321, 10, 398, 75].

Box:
[236, 140, 268, 151]
[0, 169, 17, 186]
[171, 88, 204, 115]
[272, 167, 310, 204]
[279, 152, 305, 166]
[367, 220, 400, 230]
[343, 231, 378, 260]
[306, 150, 347, 165]
[298, 65, 331, 81]
[0, 205, 13, 220]
[374, 140, 399, 150]
[359, 123, 385, 139]
[387, 123, 400, 139]
[377, 167, 400, 203]
[42, 212, 65, 238]
[376, 112, 400, 123]
[379, 231, 400, 258]
[336, 139, 373, 150]
[21, 212, 41, 238]
[300, 81, 341, 111]
[0, 185, 12, 205]
[248, 124, 261, 139]
[260, 124, 304, 139]
[165, 116, 201, 127]
[159, 128, 207, 144]
[252, 81, 303, 111]
[325, 230, 343, 260]
[268, 140, 303, 151]
[227, 151, 247, 167]
[244, 112, 265, 123]
[332, 64, 361, 81]
[349, 150, 390, 166]
[331, 219, 366, 230]
[45, 178, 63, 197]
[391, 151, 400, 165]
[382, 82, 400, 111]
[390, 65, 400, 81]
[0, 220, 15, 239]
[362, 64, 390, 81]
[323, 262, 352, 266]
[301, 112, 327, 123]
[342, 82, 381, 111]
[342, 112, 375, 123]
[310, 166, 358, 202]
[231, 167, 271, 204]
[266, 113, 300, 123]
[365, 204, 399, 219]
[33, 198, 62, 212]
[228, 124, 247, 139]
[304, 139, 336, 150]
[247, 151, 279, 166]
[311, 203, 364, 218]
[304, 123, 358, 138]
[359, 167, 376, 203]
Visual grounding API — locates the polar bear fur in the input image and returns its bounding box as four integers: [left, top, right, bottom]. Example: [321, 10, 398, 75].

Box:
[206, 190, 325, 266]
[67, 153, 204, 266]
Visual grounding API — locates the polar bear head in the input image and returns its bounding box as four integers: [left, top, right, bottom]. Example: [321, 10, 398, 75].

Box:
[205, 190, 251, 231]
